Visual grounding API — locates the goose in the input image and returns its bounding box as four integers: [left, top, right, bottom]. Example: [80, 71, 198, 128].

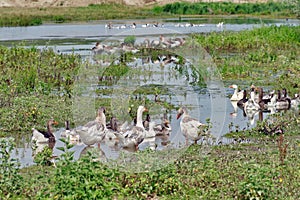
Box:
[237, 89, 248, 109]
[114, 105, 148, 149]
[244, 88, 260, 111]
[257, 88, 269, 111]
[76, 107, 107, 146]
[154, 113, 172, 136]
[176, 107, 210, 144]
[130, 22, 136, 29]
[159, 35, 172, 48]
[144, 121, 156, 138]
[267, 93, 277, 114]
[104, 116, 118, 142]
[141, 23, 150, 28]
[31, 119, 58, 143]
[229, 84, 244, 101]
[244, 88, 260, 120]
[61, 120, 80, 142]
[276, 90, 291, 110]
[91, 42, 104, 54]
[143, 113, 151, 130]
[291, 93, 300, 108]
[216, 22, 224, 28]
[121, 43, 139, 54]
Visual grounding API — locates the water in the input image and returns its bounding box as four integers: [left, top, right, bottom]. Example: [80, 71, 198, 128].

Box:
[1, 17, 299, 167]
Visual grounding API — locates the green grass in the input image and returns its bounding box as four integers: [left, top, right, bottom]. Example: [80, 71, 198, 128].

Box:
[0, 3, 167, 27]
[0, 1, 298, 27]
[154, 1, 298, 18]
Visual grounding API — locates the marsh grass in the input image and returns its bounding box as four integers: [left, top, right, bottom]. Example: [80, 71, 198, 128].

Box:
[0, 2, 297, 27]
[0, 4, 165, 27]
[195, 25, 300, 94]
[154, 1, 297, 17]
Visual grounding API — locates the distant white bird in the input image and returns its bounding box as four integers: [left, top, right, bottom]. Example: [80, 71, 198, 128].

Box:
[217, 22, 224, 28]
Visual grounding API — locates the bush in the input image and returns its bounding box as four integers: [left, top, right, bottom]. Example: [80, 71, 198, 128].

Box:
[124, 35, 136, 46]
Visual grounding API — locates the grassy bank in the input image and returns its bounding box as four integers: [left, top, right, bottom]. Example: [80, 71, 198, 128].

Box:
[1, 134, 299, 199]
[153, 1, 298, 17]
[0, 1, 298, 27]
[0, 3, 165, 27]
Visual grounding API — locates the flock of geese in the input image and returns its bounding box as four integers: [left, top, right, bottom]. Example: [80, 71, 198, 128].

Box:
[31, 106, 211, 153]
[104, 22, 224, 30]
[31, 84, 299, 156]
[229, 84, 300, 121]
[91, 35, 186, 55]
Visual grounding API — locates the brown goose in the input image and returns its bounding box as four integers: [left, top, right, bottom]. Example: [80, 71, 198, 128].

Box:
[31, 119, 58, 143]
[237, 89, 248, 109]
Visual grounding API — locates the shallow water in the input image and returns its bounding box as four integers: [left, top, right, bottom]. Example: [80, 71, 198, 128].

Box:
[2, 17, 299, 167]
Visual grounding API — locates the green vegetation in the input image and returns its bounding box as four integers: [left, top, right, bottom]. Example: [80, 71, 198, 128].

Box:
[0, 3, 163, 27]
[0, 46, 81, 134]
[1, 134, 299, 199]
[0, 21, 300, 199]
[124, 35, 136, 46]
[0, 1, 298, 27]
[154, 1, 298, 17]
[195, 25, 300, 94]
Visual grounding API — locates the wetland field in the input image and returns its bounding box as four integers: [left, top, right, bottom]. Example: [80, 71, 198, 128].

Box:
[1, 1, 300, 199]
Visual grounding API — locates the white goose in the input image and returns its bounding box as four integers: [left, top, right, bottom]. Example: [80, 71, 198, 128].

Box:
[114, 105, 148, 150]
[229, 84, 244, 101]
[176, 107, 209, 144]
[76, 107, 107, 146]
[31, 119, 58, 143]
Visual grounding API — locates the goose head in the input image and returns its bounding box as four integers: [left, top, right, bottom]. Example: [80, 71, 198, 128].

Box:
[176, 107, 187, 119]
[47, 119, 59, 132]
[229, 84, 238, 89]
[96, 107, 106, 125]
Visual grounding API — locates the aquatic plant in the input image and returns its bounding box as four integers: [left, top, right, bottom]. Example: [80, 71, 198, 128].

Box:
[0, 45, 81, 133]
[0, 138, 23, 198]
[124, 35, 136, 46]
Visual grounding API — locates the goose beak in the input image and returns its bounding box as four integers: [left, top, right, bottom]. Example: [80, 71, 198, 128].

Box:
[53, 121, 59, 125]
[144, 107, 148, 112]
[229, 85, 233, 88]
[176, 113, 182, 119]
